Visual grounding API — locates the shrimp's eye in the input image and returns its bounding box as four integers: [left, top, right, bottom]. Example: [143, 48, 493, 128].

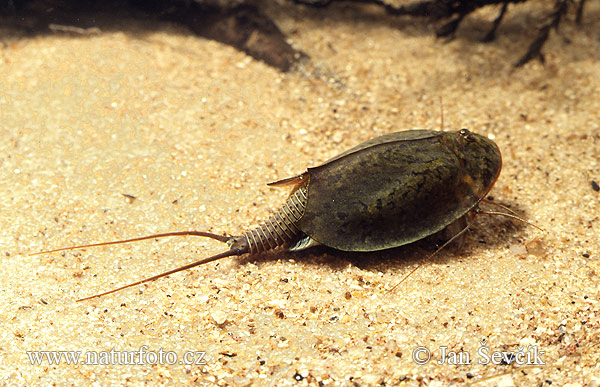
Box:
[459, 128, 476, 143]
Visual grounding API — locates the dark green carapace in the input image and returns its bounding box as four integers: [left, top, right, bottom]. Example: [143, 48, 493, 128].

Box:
[295, 129, 502, 251]
[37, 129, 502, 300]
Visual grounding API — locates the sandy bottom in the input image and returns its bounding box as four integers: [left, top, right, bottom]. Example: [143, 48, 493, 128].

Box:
[1, 1, 599, 385]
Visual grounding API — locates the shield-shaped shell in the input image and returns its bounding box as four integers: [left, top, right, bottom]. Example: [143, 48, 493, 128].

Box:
[270, 129, 502, 251]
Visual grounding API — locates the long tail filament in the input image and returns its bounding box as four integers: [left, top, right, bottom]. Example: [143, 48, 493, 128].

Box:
[30, 231, 242, 301]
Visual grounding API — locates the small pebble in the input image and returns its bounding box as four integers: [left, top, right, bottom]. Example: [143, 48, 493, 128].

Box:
[332, 132, 343, 143]
[211, 311, 228, 325]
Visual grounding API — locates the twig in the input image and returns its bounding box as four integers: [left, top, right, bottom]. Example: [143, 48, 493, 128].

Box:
[514, 0, 568, 67]
[483, 1, 509, 42]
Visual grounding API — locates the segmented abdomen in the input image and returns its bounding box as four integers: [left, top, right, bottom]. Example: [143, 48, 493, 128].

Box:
[243, 184, 308, 254]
